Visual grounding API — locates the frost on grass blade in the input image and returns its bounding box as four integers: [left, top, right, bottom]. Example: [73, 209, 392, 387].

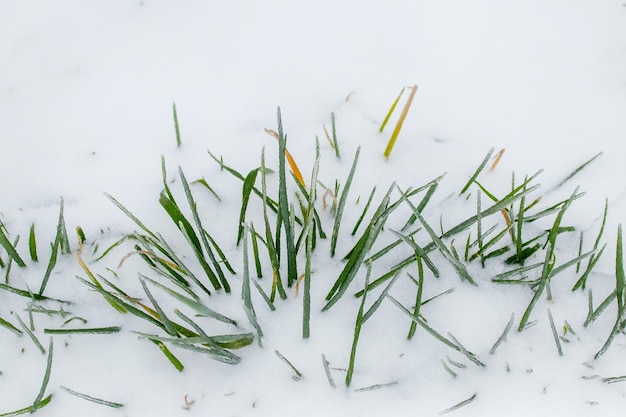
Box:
[60, 386, 124, 409]
[330, 146, 360, 258]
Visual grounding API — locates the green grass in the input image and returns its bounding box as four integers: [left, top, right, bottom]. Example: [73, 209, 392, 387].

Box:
[0, 100, 618, 412]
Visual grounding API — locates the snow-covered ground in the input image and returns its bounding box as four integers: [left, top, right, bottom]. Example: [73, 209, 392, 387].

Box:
[1, 2, 625, 416]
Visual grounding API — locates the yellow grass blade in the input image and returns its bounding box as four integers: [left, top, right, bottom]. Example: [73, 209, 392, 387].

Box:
[384, 85, 418, 158]
[264, 128, 306, 187]
[489, 148, 506, 171]
[379, 87, 405, 133]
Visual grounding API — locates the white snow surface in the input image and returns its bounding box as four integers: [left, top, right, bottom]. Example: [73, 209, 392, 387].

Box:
[1, 1, 626, 416]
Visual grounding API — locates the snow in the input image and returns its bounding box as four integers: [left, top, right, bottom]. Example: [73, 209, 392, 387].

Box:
[1, 1, 625, 416]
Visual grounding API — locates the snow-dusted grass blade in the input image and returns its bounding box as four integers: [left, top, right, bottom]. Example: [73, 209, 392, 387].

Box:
[0, 222, 25, 267]
[323, 183, 395, 311]
[518, 188, 579, 331]
[384, 85, 417, 158]
[352, 186, 376, 236]
[321, 353, 336, 387]
[44, 327, 120, 335]
[0, 316, 22, 336]
[33, 338, 53, 407]
[0, 395, 52, 417]
[388, 295, 483, 366]
[595, 224, 625, 359]
[490, 313, 514, 354]
[242, 224, 263, 346]
[252, 279, 275, 311]
[355, 381, 399, 392]
[362, 271, 400, 323]
[547, 308, 563, 356]
[140, 274, 237, 325]
[459, 147, 495, 195]
[28, 224, 37, 262]
[407, 257, 424, 340]
[346, 263, 371, 387]
[179, 167, 230, 291]
[401, 180, 440, 231]
[276, 108, 298, 287]
[404, 195, 476, 286]
[172, 102, 181, 147]
[330, 146, 360, 257]
[573, 199, 608, 291]
[14, 313, 45, 354]
[260, 149, 286, 300]
[105, 194, 158, 239]
[380, 86, 405, 132]
[585, 289, 616, 327]
[60, 385, 124, 409]
[303, 142, 320, 339]
[140, 277, 176, 336]
[554, 151, 602, 190]
[439, 393, 477, 415]
[274, 350, 304, 380]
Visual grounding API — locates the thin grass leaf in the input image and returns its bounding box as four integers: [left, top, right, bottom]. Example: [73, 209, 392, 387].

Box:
[554, 151, 602, 190]
[547, 308, 563, 356]
[105, 194, 158, 239]
[384, 85, 417, 158]
[238, 168, 260, 245]
[276, 108, 298, 287]
[252, 279, 276, 311]
[408, 256, 424, 340]
[60, 386, 124, 409]
[595, 224, 625, 359]
[346, 263, 371, 387]
[585, 289, 616, 327]
[275, 350, 304, 380]
[388, 295, 481, 365]
[151, 339, 184, 371]
[355, 381, 399, 392]
[38, 235, 59, 296]
[363, 271, 400, 323]
[243, 224, 263, 346]
[460, 148, 495, 195]
[439, 393, 477, 415]
[172, 102, 181, 147]
[179, 167, 230, 292]
[573, 199, 608, 291]
[490, 313, 515, 354]
[0, 222, 25, 267]
[93, 235, 129, 262]
[28, 224, 37, 262]
[43, 327, 120, 335]
[352, 186, 376, 236]
[0, 283, 66, 303]
[402, 181, 440, 231]
[380, 87, 405, 132]
[14, 313, 45, 354]
[323, 184, 395, 311]
[331, 146, 360, 257]
[141, 274, 236, 325]
[303, 143, 320, 339]
[33, 338, 53, 407]
[519, 188, 579, 331]
[330, 112, 340, 158]
[0, 394, 52, 417]
[322, 353, 336, 388]
[260, 149, 286, 300]
[441, 360, 457, 378]
[0, 316, 22, 336]
[140, 278, 177, 336]
[194, 177, 221, 201]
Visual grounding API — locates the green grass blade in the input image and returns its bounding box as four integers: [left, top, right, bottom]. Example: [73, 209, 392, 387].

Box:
[0, 223, 25, 267]
[363, 271, 400, 323]
[276, 107, 298, 287]
[172, 102, 181, 147]
[330, 112, 340, 158]
[43, 327, 121, 335]
[38, 236, 59, 296]
[140, 277, 177, 336]
[459, 147, 495, 195]
[331, 146, 360, 257]
[275, 350, 304, 380]
[547, 308, 563, 356]
[489, 313, 515, 354]
[352, 187, 376, 236]
[518, 188, 579, 331]
[14, 313, 45, 354]
[408, 256, 424, 340]
[346, 263, 371, 387]
[28, 224, 37, 262]
[105, 194, 158, 239]
[321, 354, 336, 387]
[554, 151, 602, 190]
[150, 339, 184, 371]
[33, 338, 53, 407]
[0, 316, 23, 336]
[0, 395, 52, 417]
[178, 167, 230, 292]
[439, 393, 477, 415]
[242, 224, 263, 346]
[237, 168, 260, 245]
[60, 386, 124, 409]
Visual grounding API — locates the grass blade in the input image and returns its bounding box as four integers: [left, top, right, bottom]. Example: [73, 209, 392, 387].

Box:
[28, 224, 37, 262]
[460, 148, 495, 195]
[346, 262, 371, 387]
[379, 87, 405, 132]
[172, 102, 181, 147]
[0, 222, 25, 267]
[330, 146, 360, 257]
[60, 386, 124, 409]
[490, 313, 515, 354]
[274, 350, 304, 380]
[43, 327, 121, 335]
[547, 308, 563, 356]
[384, 85, 417, 158]
[439, 393, 477, 415]
[14, 313, 45, 354]
[321, 353, 336, 388]
[33, 338, 53, 407]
